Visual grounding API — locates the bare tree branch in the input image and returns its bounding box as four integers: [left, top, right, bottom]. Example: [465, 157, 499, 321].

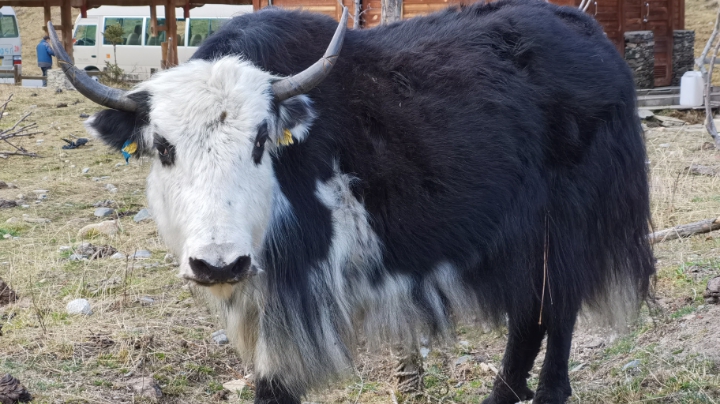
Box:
[0, 95, 42, 158]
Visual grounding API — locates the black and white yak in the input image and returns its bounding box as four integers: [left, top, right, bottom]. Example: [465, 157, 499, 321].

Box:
[49, 0, 655, 402]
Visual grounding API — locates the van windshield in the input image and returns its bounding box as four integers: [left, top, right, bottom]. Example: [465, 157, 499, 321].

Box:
[0, 15, 19, 38]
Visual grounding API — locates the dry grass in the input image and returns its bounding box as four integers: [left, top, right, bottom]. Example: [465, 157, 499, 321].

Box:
[1, 3, 720, 402]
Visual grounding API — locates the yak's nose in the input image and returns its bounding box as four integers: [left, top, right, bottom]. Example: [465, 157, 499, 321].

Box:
[187, 255, 252, 285]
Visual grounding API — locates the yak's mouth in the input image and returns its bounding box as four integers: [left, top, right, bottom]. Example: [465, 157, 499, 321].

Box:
[182, 276, 243, 287]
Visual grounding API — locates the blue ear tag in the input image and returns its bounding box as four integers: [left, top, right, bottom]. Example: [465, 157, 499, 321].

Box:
[121, 140, 138, 164]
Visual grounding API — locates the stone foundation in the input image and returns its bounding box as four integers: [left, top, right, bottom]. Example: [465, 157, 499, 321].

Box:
[672, 30, 695, 86]
[47, 69, 76, 91]
[625, 31, 655, 89]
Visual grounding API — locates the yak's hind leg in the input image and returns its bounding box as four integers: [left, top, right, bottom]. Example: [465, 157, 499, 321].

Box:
[483, 311, 546, 404]
[254, 378, 301, 404]
[532, 309, 578, 404]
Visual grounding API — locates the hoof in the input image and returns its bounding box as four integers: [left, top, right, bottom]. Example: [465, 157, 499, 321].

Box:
[483, 385, 535, 404]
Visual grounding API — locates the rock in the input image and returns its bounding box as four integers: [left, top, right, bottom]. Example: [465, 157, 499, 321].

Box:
[110, 252, 127, 260]
[93, 200, 116, 208]
[211, 329, 229, 345]
[458, 340, 469, 347]
[163, 253, 177, 265]
[32, 190, 48, 195]
[454, 355, 472, 366]
[75, 242, 95, 256]
[36, 194, 47, 201]
[58, 246, 72, 252]
[22, 214, 50, 224]
[133, 208, 152, 223]
[15, 194, 24, 201]
[0, 199, 17, 209]
[105, 184, 117, 192]
[622, 359, 640, 371]
[139, 297, 155, 306]
[585, 337, 604, 349]
[130, 250, 152, 259]
[655, 115, 686, 127]
[82, 167, 90, 174]
[94, 207, 114, 217]
[0, 373, 32, 403]
[77, 220, 119, 238]
[419, 347, 430, 358]
[223, 379, 247, 398]
[3, 234, 11, 239]
[637, 109, 654, 119]
[0, 278, 19, 306]
[126, 377, 162, 401]
[570, 363, 585, 373]
[0, 181, 7, 189]
[69, 254, 86, 261]
[79, 113, 89, 118]
[66, 298, 92, 315]
[704, 276, 720, 304]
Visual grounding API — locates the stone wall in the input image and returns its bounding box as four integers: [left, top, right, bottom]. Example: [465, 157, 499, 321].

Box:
[47, 69, 76, 91]
[625, 31, 655, 89]
[672, 30, 695, 86]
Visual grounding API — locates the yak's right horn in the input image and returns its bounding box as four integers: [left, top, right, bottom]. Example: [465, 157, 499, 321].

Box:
[47, 22, 137, 112]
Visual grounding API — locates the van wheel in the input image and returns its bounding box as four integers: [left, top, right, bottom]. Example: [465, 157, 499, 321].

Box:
[86, 68, 100, 82]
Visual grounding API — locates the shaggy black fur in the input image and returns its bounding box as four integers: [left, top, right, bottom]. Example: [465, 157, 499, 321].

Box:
[91, 1, 655, 403]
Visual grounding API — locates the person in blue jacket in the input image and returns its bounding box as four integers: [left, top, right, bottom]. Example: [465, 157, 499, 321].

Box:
[37, 36, 55, 86]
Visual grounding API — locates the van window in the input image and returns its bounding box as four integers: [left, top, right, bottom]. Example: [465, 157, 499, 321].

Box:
[144, 18, 186, 47]
[187, 18, 228, 47]
[74, 25, 97, 46]
[104, 17, 143, 45]
[0, 15, 19, 38]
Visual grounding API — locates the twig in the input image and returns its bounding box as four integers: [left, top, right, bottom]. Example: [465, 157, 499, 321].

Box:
[0, 94, 13, 116]
[648, 217, 720, 243]
[706, 35, 720, 144]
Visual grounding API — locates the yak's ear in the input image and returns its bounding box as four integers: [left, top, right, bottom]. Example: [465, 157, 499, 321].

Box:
[83, 92, 152, 156]
[272, 94, 316, 146]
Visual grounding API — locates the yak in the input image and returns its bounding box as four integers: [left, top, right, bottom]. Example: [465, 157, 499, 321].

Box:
[49, 0, 655, 402]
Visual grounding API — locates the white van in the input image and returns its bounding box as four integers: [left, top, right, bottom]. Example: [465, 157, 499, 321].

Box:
[0, 6, 22, 79]
[72, 4, 251, 80]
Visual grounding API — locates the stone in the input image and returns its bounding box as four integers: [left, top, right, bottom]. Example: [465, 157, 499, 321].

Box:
[47, 69, 77, 91]
[139, 297, 155, 306]
[704, 276, 720, 304]
[77, 220, 119, 238]
[22, 215, 50, 223]
[133, 208, 152, 223]
[79, 113, 89, 118]
[0, 181, 7, 189]
[131, 250, 152, 259]
[36, 194, 47, 201]
[419, 347, 430, 358]
[622, 359, 640, 371]
[624, 31, 654, 89]
[82, 167, 90, 174]
[212, 329, 229, 345]
[5, 217, 18, 224]
[110, 252, 127, 260]
[66, 298, 92, 315]
[126, 377, 162, 401]
[163, 253, 177, 264]
[656, 115, 686, 127]
[672, 30, 695, 86]
[16, 194, 24, 200]
[32, 190, 48, 195]
[58, 246, 72, 252]
[69, 254, 86, 261]
[454, 355, 472, 366]
[638, 109, 654, 120]
[223, 379, 247, 398]
[94, 207, 114, 217]
[0, 199, 17, 209]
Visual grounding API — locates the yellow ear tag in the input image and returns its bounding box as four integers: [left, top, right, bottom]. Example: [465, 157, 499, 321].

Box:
[122, 141, 138, 154]
[278, 129, 294, 146]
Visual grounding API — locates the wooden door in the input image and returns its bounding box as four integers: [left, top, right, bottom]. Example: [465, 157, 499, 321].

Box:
[625, 0, 673, 86]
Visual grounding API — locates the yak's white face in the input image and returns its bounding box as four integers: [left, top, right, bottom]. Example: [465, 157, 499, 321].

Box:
[87, 57, 315, 290]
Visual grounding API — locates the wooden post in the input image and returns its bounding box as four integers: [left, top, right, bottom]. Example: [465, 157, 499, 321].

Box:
[43, 3, 51, 33]
[13, 64, 21, 86]
[165, 0, 178, 67]
[61, 0, 73, 61]
[381, 0, 402, 24]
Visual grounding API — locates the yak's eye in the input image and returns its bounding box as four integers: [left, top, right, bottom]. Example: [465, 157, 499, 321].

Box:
[154, 136, 175, 167]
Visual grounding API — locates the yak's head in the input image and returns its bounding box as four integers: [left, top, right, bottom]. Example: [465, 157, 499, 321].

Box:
[48, 9, 347, 292]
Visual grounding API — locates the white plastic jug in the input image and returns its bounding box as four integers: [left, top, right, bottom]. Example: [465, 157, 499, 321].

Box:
[679, 71, 704, 107]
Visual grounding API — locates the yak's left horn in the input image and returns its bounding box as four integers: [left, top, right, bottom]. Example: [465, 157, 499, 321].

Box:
[47, 22, 137, 112]
[271, 6, 349, 102]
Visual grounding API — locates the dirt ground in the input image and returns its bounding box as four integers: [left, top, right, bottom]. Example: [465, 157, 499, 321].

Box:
[1, 1, 720, 403]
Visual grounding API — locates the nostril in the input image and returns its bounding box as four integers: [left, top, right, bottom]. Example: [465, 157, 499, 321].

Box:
[187, 255, 253, 285]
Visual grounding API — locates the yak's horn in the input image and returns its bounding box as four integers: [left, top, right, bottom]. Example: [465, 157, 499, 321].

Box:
[271, 6, 349, 102]
[47, 21, 137, 112]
